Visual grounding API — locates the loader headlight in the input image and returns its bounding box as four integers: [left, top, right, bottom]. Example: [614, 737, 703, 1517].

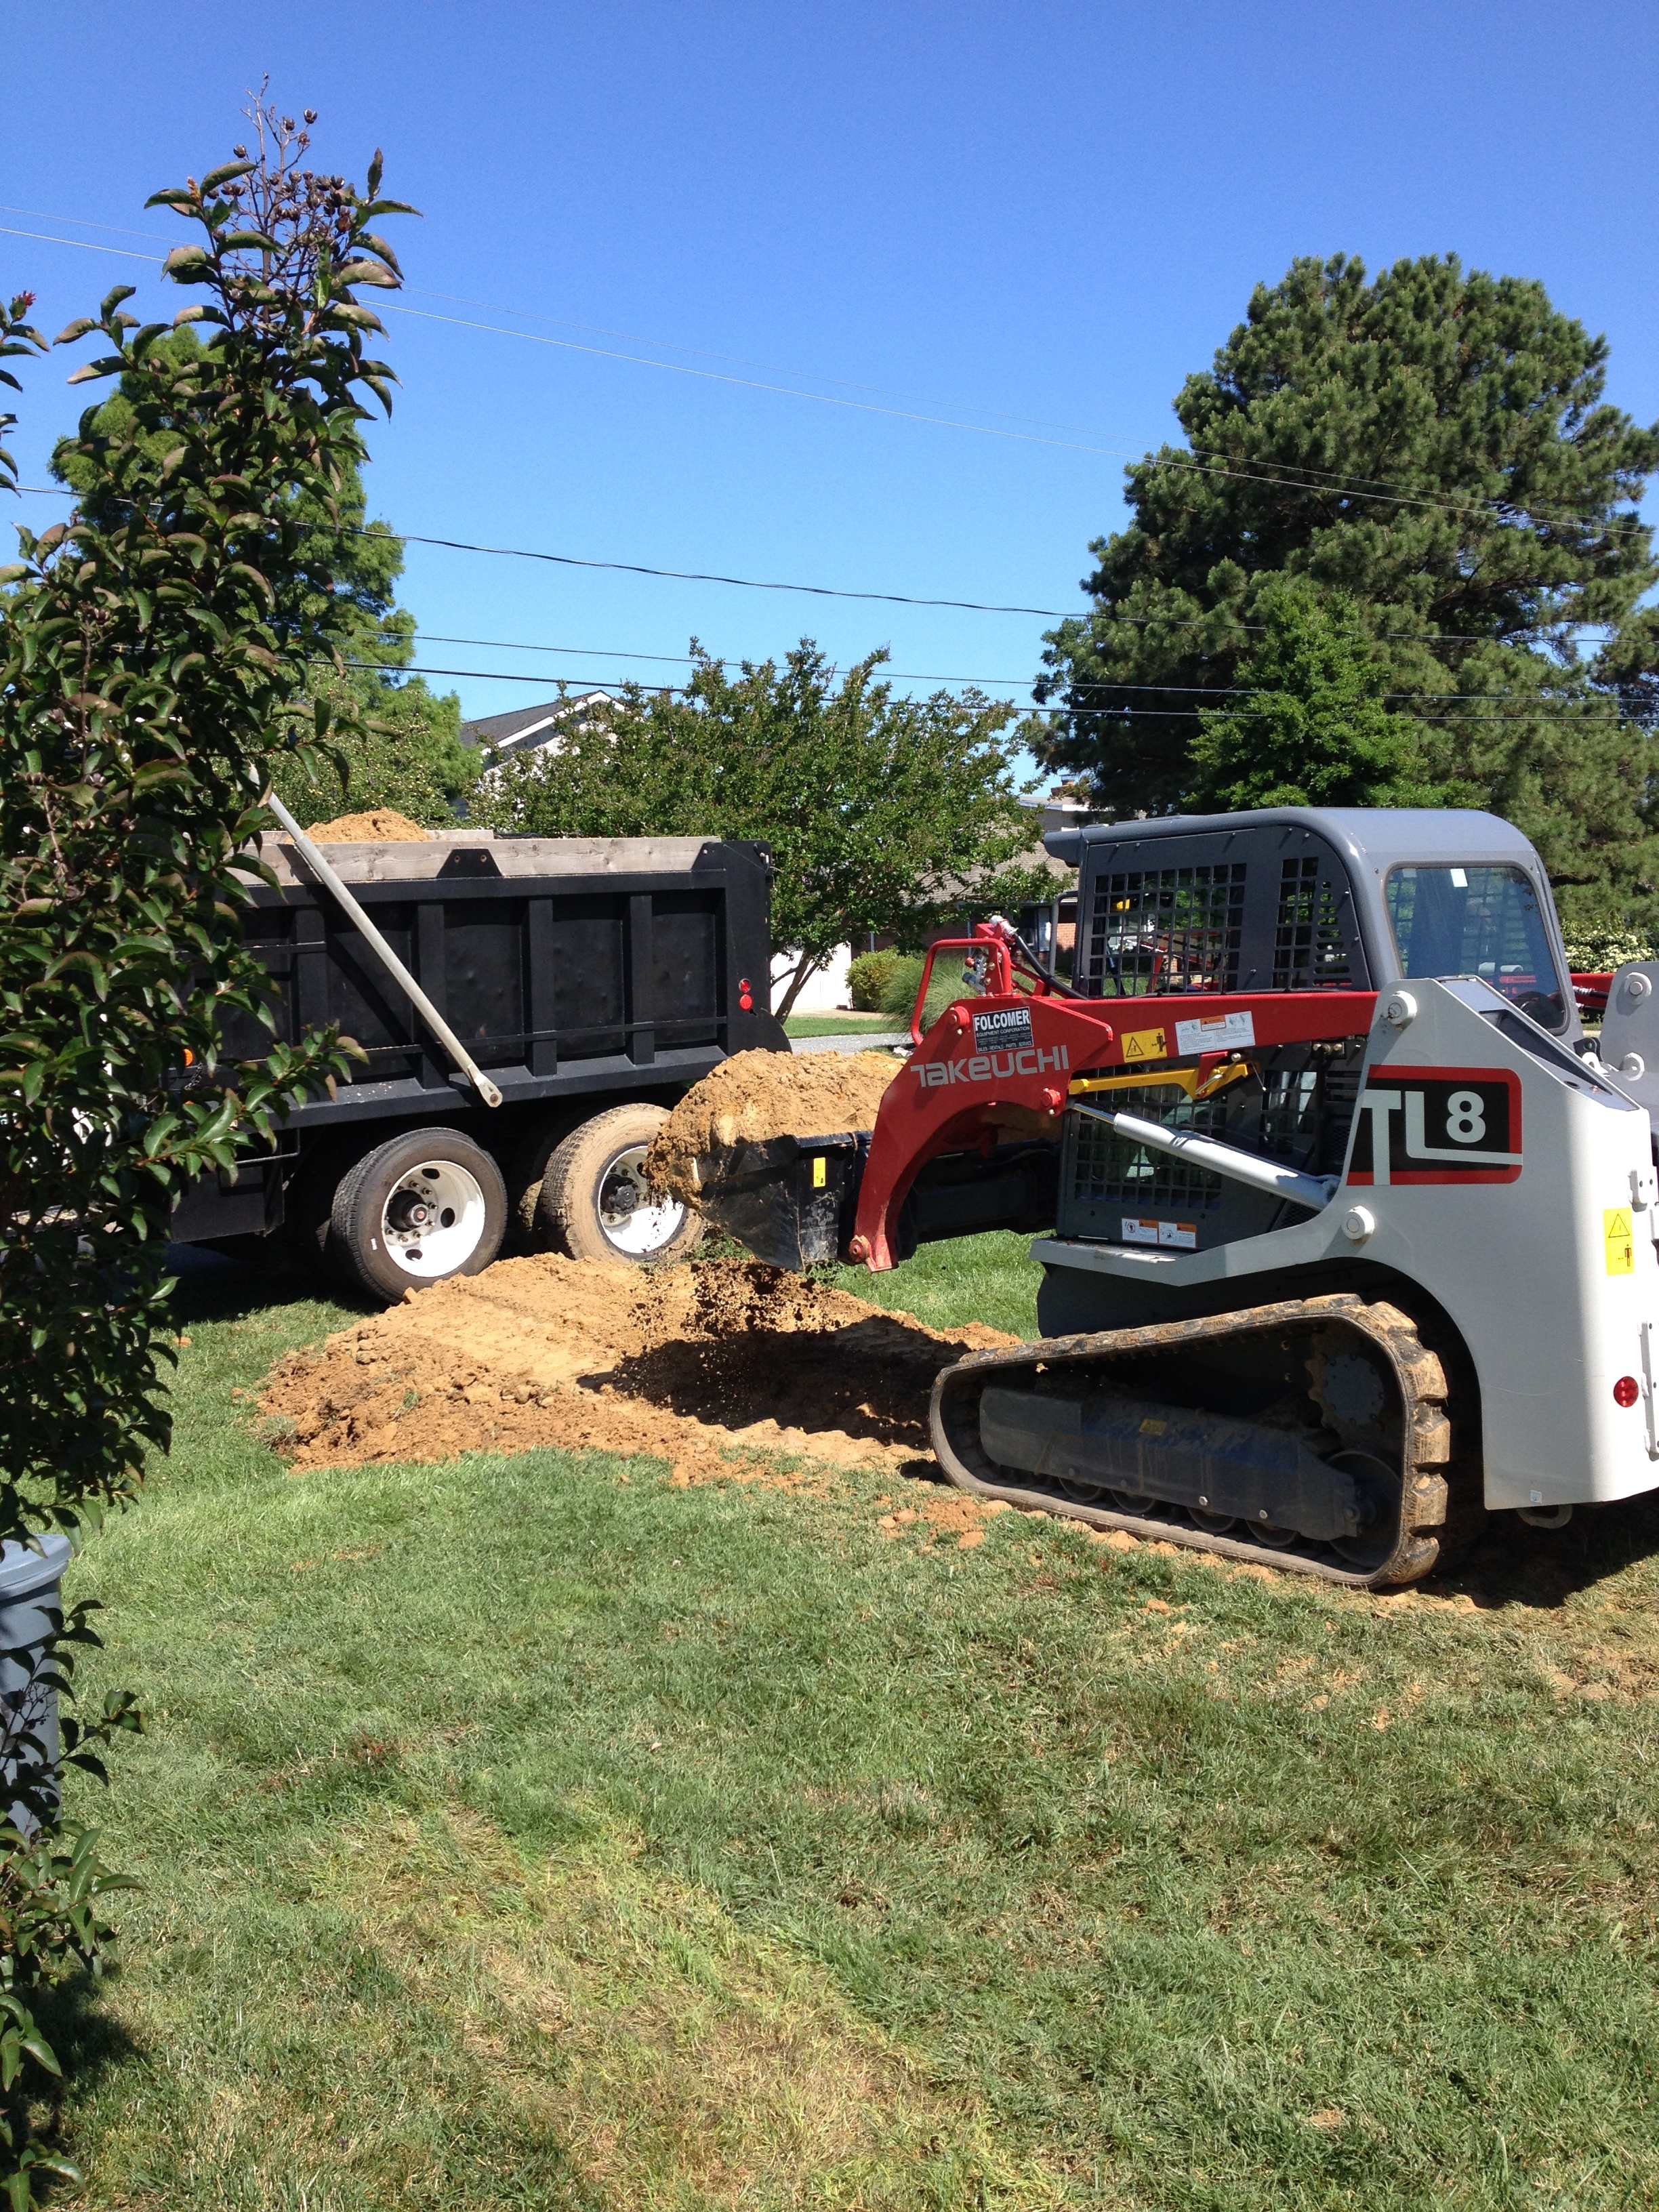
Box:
[1614, 1375, 1641, 1408]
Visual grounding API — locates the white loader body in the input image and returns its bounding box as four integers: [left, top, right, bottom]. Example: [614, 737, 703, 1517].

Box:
[1036, 979, 1659, 1513]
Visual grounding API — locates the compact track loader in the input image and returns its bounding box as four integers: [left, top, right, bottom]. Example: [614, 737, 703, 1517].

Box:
[697, 807, 1659, 1589]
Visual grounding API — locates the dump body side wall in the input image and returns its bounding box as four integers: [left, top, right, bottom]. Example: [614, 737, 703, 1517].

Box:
[170, 836, 784, 1242]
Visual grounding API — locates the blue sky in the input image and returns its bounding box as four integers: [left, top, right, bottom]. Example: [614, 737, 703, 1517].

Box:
[5, 1, 1656, 756]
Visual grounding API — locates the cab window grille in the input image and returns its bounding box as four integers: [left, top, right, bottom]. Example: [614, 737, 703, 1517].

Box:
[1086, 863, 1246, 996]
[1274, 857, 1351, 989]
[1256, 1063, 1321, 1163]
[1069, 1086, 1227, 1212]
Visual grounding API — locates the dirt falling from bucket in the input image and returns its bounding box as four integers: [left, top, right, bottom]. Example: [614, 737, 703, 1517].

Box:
[260, 1254, 1015, 1486]
[643, 1050, 901, 1206]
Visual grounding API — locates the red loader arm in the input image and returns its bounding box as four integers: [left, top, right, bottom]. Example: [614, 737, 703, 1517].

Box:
[849, 985, 1380, 1271]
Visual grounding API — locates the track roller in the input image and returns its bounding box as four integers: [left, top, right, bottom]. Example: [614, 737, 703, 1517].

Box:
[929, 1294, 1460, 1589]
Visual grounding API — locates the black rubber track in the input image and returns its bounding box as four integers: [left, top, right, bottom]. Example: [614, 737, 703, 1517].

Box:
[929, 1294, 1462, 1590]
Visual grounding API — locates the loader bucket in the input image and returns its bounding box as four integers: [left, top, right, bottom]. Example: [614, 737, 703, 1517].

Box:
[693, 1131, 867, 1271]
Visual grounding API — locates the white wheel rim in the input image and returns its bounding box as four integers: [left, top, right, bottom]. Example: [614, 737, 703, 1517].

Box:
[378, 1160, 487, 1278]
[596, 1142, 687, 1257]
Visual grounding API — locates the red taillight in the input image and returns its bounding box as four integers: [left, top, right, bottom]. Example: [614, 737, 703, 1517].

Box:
[1614, 1375, 1641, 1408]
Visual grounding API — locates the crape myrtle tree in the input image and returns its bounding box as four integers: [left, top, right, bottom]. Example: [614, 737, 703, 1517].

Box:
[1033, 253, 1659, 937]
[52, 332, 474, 829]
[472, 642, 1057, 1015]
[0, 106, 406, 2198]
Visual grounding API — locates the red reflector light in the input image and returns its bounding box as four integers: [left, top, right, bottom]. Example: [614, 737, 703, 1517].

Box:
[1614, 1375, 1641, 1408]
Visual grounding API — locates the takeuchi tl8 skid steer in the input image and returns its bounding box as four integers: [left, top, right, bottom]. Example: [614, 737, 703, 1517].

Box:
[698, 806, 1659, 1590]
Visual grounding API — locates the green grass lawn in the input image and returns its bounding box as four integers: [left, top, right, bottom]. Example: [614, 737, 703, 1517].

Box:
[781, 1012, 897, 1038]
[49, 1235, 1659, 2209]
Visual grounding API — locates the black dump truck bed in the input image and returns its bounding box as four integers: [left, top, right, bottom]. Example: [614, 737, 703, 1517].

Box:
[172, 828, 787, 1298]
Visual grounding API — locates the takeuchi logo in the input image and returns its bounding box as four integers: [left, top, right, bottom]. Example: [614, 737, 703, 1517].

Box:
[914, 1045, 1070, 1088]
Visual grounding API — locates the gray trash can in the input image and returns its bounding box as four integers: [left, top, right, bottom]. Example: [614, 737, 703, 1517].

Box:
[0, 1535, 73, 1837]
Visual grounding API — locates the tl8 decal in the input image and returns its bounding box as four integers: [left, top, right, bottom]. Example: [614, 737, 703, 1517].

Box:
[1347, 1066, 1522, 1186]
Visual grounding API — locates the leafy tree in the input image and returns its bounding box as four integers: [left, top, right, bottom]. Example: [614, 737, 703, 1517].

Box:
[52, 329, 470, 829]
[0, 104, 402, 2199]
[1034, 253, 1659, 933]
[1187, 583, 1461, 811]
[270, 661, 474, 827]
[472, 644, 1054, 1014]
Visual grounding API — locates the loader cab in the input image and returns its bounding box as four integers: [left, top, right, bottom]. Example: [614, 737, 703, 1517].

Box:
[1044, 807, 1578, 1042]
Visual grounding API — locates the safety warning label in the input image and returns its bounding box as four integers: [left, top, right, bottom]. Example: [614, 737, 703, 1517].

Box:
[1121, 1217, 1198, 1250]
[1605, 1208, 1635, 1275]
[1122, 1027, 1166, 1063]
[1174, 1010, 1256, 1057]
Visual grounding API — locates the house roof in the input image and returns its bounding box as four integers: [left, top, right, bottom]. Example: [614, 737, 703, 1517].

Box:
[459, 693, 614, 756]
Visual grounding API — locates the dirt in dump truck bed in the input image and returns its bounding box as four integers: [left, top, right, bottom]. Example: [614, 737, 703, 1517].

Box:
[299, 808, 433, 843]
[644, 1049, 899, 1205]
[262, 1254, 1013, 1486]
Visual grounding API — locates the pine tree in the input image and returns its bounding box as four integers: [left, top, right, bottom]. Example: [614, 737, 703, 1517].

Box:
[1033, 254, 1659, 933]
[1187, 584, 1458, 811]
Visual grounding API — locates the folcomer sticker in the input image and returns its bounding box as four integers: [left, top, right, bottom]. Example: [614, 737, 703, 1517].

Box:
[971, 1004, 1034, 1052]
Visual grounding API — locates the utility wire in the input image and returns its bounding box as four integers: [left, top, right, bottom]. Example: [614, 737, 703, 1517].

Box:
[372, 661, 1620, 724]
[354, 523, 1618, 648]
[5, 218, 1652, 539]
[413, 632, 1594, 703]
[9, 482, 1624, 655]
[371, 297, 1659, 535]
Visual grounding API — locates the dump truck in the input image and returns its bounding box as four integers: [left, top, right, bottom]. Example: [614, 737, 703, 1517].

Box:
[691, 805, 1659, 1589]
[170, 811, 787, 1300]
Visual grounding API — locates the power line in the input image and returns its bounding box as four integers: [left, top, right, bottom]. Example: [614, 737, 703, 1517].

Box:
[8, 483, 1622, 652]
[373, 662, 1619, 726]
[0, 202, 1176, 434]
[6, 217, 1652, 539]
[366, 525, 1618, 647]
[422, 632, 1601, 699]
[367, 524, 1100, 619]
[373, 297, 1656, 535]
[415, 633, 1596, 704]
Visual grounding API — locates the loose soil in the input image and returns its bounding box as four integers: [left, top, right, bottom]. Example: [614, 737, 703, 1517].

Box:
[262, 1255, 1015, 1509]
[258, 1250, 1592, 1605]
[644, 1050, 899, 1205]
[301, 808, 432, 842]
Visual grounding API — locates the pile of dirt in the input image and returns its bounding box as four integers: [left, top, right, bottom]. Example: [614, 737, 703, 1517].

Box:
[302, 808, 433, 843]
[644, 1050, 900, 1206]
[262, 1254, 1014, 1488]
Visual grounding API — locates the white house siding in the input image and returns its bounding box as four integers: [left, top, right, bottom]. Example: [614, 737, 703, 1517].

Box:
[771, 945, 853, 1015]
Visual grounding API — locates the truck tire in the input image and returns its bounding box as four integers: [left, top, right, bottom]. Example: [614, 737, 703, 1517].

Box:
[537, 1103, 703, 1266]
[331, 1128, 508, 1302]
[506, 1113, 581, 1251]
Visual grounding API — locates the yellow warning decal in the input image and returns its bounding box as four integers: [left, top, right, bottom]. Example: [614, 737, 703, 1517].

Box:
[1605, 1207, 1635, 1275]
[1122, 1027, 1167, 1064]
[811, 1155, 827, 1190]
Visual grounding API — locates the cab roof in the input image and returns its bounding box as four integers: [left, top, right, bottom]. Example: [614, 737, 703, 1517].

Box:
[1043, 806, 1541, 878]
